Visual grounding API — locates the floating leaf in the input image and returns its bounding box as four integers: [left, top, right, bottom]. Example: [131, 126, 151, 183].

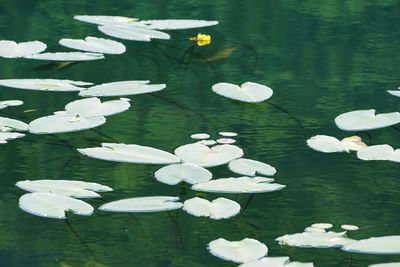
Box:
[369, 263, 400, 267]
[239, 257, 314, 267]
[25, 52, 104, 61]
[335, 109, 400, 131]
[0, 79, 92, 92]
[341, 225, 359, 231]
[190, 133, 210, 140]
[310, 223, 333, 229]
[0, 40, 46, 58]
[0, 100, 23, 110]
[0, 132, 25, 144]
[98, 24, 170, 41]
[208, 238, 268, 263]
[18, 192, 94, 219]
[357, 144, 400, 163]
[64, 97, 130, 117]
[342, 235, 400, 254]
[192, 177, 283, 194]
[228, 158, 276, 176]
[196, 140, 217, 146]
[74, 15, 139, 25]
[154, 163, 212, 185]
[174, 143, 243, 167]
[99, 196, 182, 212]
[212, 82, 273, 103]
[183, 197, 240, 220]
[139, 19, 219, 30]
[79, 80, 166, 97]
[307, 135, 367, 153]
[16, 180, 112, 198]
[276, 230, 354, 248]
[217, 138, 236, 144]
[59, 36, 126, 54]
[219, 131, 238, 137]
[0, 117, 28, 132]
[387, 87, 400, 97]
[78, 143, 181, 164]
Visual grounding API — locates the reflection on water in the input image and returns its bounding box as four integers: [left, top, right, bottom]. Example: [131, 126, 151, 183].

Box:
[0, 0, 399, 266]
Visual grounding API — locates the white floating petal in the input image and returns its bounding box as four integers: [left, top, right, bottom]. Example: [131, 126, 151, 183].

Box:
[24, 52, 104, 61]
[229, 158, 276, 176]
[65, 97, 130, 117]
[29, 114, 106, 134]
[139, 19, 219, 30]
[341, 225, 359, 231]
[183, 197, 240, 220]
[369, 263, 400, 267]
[0, 132, 25, 143]
[98, 24, 170, 41]
[0, 100, 23, 109]
[154, 163, 212, 185]
[343, 236, 400, 254]
[0, 40, 46, 58]
[0, 79, 92, 92]
[335, 109, 400, 131]
[192, 176, 283, 194]
[208, 238, 268, 263]
[276, 231, 354, 248]
[99, 196, 182, 212]
[239, 257, 290, 267]
[174, 143, 243, 167]
[78, 143, 180, 164]
[18, 192, 94, 219]
[310, 223, 333, 229]
[190, 133, 210, 140]
[357, 144, 400, 163]
[16, 180, 112, 198]
[219, 131, 238, 137]
[79, 80, 166, 97]
[217, 138, 236, 144]
[74, 15, 139, 25]
[212, 82, 273, 103]
[0, 117, 28, 132]
[196, 140, 217, 146]
[307, 135, 366, 153]
[59, 36, 126, 54]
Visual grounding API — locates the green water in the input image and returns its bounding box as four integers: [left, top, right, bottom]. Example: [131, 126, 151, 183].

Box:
[0, 0, 400, 266]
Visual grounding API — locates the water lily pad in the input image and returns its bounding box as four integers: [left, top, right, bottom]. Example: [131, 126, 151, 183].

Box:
[0, 40, 46, 58]
[65, 97, 130, 117]
[212, 82, 273, 103]
[342, 236, 400, 254]
[139, 19, 219, 30]
[174, 143, 243, 167]
[0, 117, 28, 132]
[16, 180, 112, 198]
[357, 144, 400, 163]
[307, 135, 367, 153]
[208, 238, 268, 263]
[74, 15, 139, 25]
[190, 133, 210, 140]
[25, 52, 104, 61]
[239, 257, 290, 267]
[154, 163, 212, 185]
[192, 176, 283, 194]
[335, 109, 400, 131]
[0, 100, 23, 109]
[228, 158, 276, 176]
[78, 143, 181, 164]
[183, 197, 240, 220]
[311, 223, 333, 229]
[217, 138, 236, 144]
[0, 79, 92, 92]
[18, 192, 94, 219]
[276, 230, 354, 248]
[304, 227, 326, 233]
[387, 87, 400, 97]
[219, 131, 238, 137]
[196, 140, 217, 146]
[369, 263, 400, 267]
[98, 24, 170, 41]
[79, 80, 166, 97]
[99, 196, 182, 212]
[0, 132, 25, 144]
[59, 36, 126, 54]
[341, 225, 359, 231]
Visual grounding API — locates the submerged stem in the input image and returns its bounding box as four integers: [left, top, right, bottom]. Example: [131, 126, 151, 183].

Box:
[65, 216, 96, 259]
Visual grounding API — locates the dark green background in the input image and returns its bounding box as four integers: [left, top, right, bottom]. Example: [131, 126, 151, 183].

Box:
[0, 0, 399, 266]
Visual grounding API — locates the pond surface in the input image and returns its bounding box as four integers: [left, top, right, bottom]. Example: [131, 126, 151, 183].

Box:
[0, 0, 400, 266]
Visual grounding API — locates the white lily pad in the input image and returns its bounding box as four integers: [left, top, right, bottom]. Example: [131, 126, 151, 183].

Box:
[24, 52, 104, 61]
[217, 138, 236, 144]
[139, 19, 219, 30]
[212, 82, 273, 103]
[307, 135, 367, 153]
[59, 36, 126, 54]
[0, 117, 28, 132]
[219, 131, 238, 137]
[74, 15, 139, 25]
[183, 197, 240, 219]
[342, 236, 400, 254]
[276, 230, 354, 248]
[29, 113, 106, 134]
[192, 176, 283, 194]
[369, 263, 400, 267]
[341, 225, 359, 231]
[0, 79, 92, 92]
[154, 163, 212, 185]
[190, 133, 210, 140]
[0, 40, 46, 58]
[229, 158, 276, 176]
[0, 100, 23, 110]
[239, 257, 290, 267]
[196, 140, 217, 146]
[335, 109, 400, 131]
[16, 180, 112, 198]
[304, 227, 326, 233]
[0, 132, 25, 144]
[208, 238, 268, 263]
[357, 144, 400, 163]
[18, 192, 94, 219]
[64, 97, 130, 117]
[99, 196, 182, 212]
[311, 223, 333, 229]
[98, 24, 170, 41]
[387, 87, 400, 97]
[79, 80, 166, 97]
[174, 143, 243, 167]
[78, 143, 181, 164]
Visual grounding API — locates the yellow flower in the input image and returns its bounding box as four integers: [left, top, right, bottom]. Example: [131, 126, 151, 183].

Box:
[190, 33, 211, 46]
